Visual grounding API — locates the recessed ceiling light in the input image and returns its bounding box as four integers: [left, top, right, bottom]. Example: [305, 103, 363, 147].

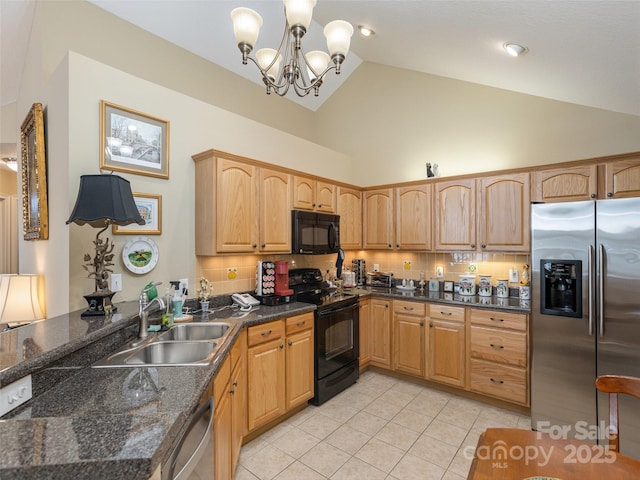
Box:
[358, 25, 375, 37]
[503, 43, 528, 57]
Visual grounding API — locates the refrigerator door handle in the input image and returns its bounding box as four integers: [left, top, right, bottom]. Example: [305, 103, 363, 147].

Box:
[588, 244, 594, 336]
[599, 243, 605, 337]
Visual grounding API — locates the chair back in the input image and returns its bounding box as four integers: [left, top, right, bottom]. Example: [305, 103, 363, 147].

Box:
[595, 375, 640, 452]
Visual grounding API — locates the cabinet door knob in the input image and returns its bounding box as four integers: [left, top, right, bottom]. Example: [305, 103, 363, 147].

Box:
[229, 388, 235, 395]
[388, 244, 392, 248]
[607, 192, 613, 198]
[429, 322, 433, 328]
[252, 243, 257, 248]
[261, 243, 266, 248]
[591, 193, 597, 198]
[280, 343, 284, 349]
[396, 244, 399, 248]
[471, 243, 476, 249]
[481, 243, 486, 249]
[233, 381, 238, 387]
[420, 322, 424, 327]
[288, 340, 293, 346]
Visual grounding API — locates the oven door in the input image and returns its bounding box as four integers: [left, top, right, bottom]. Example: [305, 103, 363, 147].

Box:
[315, 302, 359, 380]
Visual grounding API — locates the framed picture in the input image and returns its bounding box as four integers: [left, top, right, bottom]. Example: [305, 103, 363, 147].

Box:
[21, 102, 49, 240]
[443, 280, 454, 292]
[100, 100, 169, 179]
[113, 193, 162, 235]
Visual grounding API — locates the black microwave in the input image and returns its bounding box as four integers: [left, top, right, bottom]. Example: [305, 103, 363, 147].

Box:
[291, 210, 340, 254]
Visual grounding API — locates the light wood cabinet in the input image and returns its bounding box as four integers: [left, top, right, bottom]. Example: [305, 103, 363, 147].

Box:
[259, 168, 292, 252]
[369, 298, 392, 367]
[532, 164, 598, 202]
[428, 304, 465, 387]
[358, 299, 371, 368]
[363, 188, 394, 249]
[393, 300, 426, 377]
[214, 330, 245, 480]
[293, 176, 337, 213]
[337, 187, 363, 249]
[246, 319, 286, 431]
[246, 314, 314, 433]
[603, 158, 640, 199]
[364, 185, 431, 250]
[434, 179, 476, 251]
[435, 174, 529, 252]
[395, 184, 432, 250]
[469, 308, 529, 405]
[477, 172, 530, 251]
[285, 313, 314, 410]
[193, 152, 291, 254]
[531, 157, 640, 202]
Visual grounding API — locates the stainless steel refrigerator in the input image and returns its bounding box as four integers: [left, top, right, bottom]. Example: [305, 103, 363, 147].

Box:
[531, 197, 640, 458]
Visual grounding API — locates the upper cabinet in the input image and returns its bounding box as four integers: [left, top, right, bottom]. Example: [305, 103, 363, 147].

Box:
[293, 176, 337, 213]
[435, 174, 530, 252]
[363, 188, 394, 249]
[532, 164, 598, 202]
[434, 179, 476, 251]
[478, 172, 530, 252]
[395, 184, 432, 250]
[364, 184, 432, 250]
[337, 187, 362, 250]
[193, 152, 292, 255]
[531, 157, 640, 202]
[604, 158, 640, 199]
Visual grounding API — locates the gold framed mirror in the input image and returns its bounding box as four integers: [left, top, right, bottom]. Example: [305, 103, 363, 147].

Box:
[20, 102, 48, 241]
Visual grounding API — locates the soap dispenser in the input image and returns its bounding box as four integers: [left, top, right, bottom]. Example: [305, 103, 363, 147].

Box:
[172, 286, 183, 317]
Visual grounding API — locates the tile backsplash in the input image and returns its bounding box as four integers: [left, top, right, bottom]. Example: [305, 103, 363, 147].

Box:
[197, 250, 530, 296]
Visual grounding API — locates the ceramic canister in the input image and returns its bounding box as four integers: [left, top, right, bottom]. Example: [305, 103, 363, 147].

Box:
[519, 285, 530, 300]
[459, 274, 476, 296]
[429, 278, 439, 291]
[478, 275, 492, 297]
[496, 279, 509, 298]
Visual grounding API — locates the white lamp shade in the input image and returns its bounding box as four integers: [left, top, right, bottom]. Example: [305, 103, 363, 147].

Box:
[256, 48, 282, 79]
[283, 0, 316, 29]
[324, 20, 354, 57]
[305, 50, 330, 77]
[230, 7, 263, 47]
[0, 275, 45, 323]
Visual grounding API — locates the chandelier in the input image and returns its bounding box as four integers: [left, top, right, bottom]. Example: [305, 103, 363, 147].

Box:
[230, 0, 354, 98]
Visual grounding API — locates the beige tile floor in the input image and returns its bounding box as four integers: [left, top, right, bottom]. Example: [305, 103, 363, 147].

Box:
[234, 371, 532, 480]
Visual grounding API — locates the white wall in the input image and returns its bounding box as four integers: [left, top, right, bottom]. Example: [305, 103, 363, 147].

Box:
[66, 52, 354, 312]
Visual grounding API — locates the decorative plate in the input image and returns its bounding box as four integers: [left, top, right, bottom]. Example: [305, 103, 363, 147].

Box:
[122, 235, 159, 274]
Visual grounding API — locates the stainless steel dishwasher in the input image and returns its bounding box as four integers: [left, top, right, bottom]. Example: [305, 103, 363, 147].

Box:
[162, 396, 214, 480]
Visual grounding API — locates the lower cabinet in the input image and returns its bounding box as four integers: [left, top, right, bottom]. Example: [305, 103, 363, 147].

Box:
[469, 308, 529, 405]
[393, 300, 426, 377]
[369, 299, 392, 367]
[214, 328, 244, 480]
[359, 299, 371, 368]
[428, 304, 466, 387]
[246, 313, 315, 433]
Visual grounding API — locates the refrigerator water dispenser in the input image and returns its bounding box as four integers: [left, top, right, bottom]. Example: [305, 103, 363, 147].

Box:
[540, 260, 582, 318]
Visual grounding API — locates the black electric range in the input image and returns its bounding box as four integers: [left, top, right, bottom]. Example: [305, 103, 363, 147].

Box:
[289, 268, 358, 311]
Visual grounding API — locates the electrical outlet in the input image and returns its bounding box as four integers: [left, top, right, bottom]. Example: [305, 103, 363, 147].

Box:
[227, 267, 237, 280]
[0, 375, 32, 417]
[373, 264, 380, 272]
[403, 260, 411, 270]
[436, 266, 444, 278]
[111, 274, 122, 292]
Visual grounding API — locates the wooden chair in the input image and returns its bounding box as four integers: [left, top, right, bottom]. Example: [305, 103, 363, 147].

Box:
[595, 375, 640, 452]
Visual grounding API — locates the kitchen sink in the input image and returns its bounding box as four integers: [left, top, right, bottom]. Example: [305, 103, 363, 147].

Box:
[158, 322, 231, 341]
[93, 339, 219, 367]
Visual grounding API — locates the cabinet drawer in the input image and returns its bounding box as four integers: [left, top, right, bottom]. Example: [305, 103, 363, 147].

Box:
[470, 308, 527, 331]
[393, 300, 426, 316]
[429, 304, 465, 323]
[285, 312, 314, 335]
[248, 319, 284, 347]
[470, 358, 528, 405]
[470, 326, 527, 367]
[214, 354, 231, 406]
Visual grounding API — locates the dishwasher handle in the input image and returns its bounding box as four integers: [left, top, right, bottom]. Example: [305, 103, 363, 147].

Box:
[165, 397, 213, 480]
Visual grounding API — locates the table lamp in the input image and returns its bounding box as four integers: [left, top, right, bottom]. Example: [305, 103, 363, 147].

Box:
[67, 174, 143, 317]
[0, 274, 45, 327]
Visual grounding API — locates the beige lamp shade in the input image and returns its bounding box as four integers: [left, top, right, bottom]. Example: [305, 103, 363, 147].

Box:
[0, 274, 45, 323]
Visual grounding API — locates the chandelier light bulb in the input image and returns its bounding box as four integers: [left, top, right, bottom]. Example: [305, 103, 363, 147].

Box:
[306, 50, 330, 77]
[256, 48, 282, 80]
[230, 7, 263, 47]
[283, 0, 316, 30]
[324, 20, 354, 58]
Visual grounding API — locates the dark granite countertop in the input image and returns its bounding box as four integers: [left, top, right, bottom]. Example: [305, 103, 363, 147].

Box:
[0, 300, 316, 480]
[348, 286, 530, 312]
[0, 289, 525, 479]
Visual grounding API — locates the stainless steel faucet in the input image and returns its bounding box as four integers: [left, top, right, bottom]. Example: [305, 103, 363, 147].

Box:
[137, 282, 165, 341]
